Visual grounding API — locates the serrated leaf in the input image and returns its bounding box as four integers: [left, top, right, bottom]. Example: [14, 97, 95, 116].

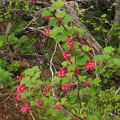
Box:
[67, 64, 76, 71]
[25, 68, 35, 76]
[50, 0, 64, 10]
[63, 14, 73, 24]
[79, 76, 87, 82]
[61, 98, 67, 104]
[94, 55, 105, 63]
[56, 34, 66, 42]
[82, 45, 91, 52]
[77, 28, 87, 35]
[61, 61, 68, 67]
[104, 46, 115, 54]
[41, 9, 51, 17]
[32, 66, 39, 72]
[68, 96, 77, 103]
[92, 78, 101, 85]
[49, 17, 57, 27]
[56, 11, 66, 18]
[70, 56, 75, 63]
[21, 92, 28, 99]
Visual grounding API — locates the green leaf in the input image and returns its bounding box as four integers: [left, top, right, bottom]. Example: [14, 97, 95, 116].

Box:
[94, 55, 105, 64]
[21, 92, 28, 99]
[30, 100, 36, 106]
[68, 96, 77, 103]
[0, 35, 6, 48]
[61, 98, 67, 104]
[79, 76, 87, 82]
[101, 14, 107, 18]
[41, 9, 51, 17]
[63, 14, 73, 24]
[25, 68, 35, 76]
[56, 34, 66, 42]
[32, 66, 40, 72]
[70, 56, 75, 64]
[67, 64, 76, 71]
[90, 88, 97, 96]
[47, 108, 55, 115]
[0, 60, 6, 69]
[92, 78, 101, 85]
[54, 76, 61, 83]
[21, 76, 31, 87]
[61, 61, 68, 67]
[113, 58, 120, 67]
[104, 46, 115, 54]
[56, 11, 66, 18]
[77, 28, 87, 35]
[74, 41, 80, 48]
[29, 84, 37, 89]
[49, 17, 57, 27]
[82, 45, 91, 52]
[50, 0, 64, 10]
[77, 55, 89, 66]
[8, 32, 15, 41]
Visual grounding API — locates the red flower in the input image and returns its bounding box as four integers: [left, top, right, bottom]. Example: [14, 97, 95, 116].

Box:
[74, 67, 80, 74]
[58, 67, 66, 78]
[36, 100, 44, 106]
[61, 82, 71, 91]
[21, 104, 30, 113]
[17, 84, 26, 93]
[84, 60, 96, 71]
[45, 16, 51, 21]
[85, 80, 90, 86]
[68, 41, 74, 48]
[66, 36, 73, 42]
[43, 91, 48, 96]
[55, 105, 63, 110]
[31, 0, 35, 3]
[16, 94, 21, 101]
[57, 18, 63, 23]
[74, 117, 79, 120]
[45, 28, 52, 36]
[62, 50, 71, 60]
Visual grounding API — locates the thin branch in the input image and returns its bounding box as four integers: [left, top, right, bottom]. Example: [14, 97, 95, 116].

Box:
[115, 86, 120, 95]
[29, 110, 35, 120]
[49, 42, 58, 101]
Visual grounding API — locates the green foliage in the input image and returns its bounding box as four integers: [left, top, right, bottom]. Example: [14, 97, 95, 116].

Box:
[0, 0, 120, 120]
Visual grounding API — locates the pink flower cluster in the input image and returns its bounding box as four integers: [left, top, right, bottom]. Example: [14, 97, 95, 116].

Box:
[84, 60, 96, 71]
[66, 36, 74, 49]
[85, 80, 90, 86]
[58, 67, 68, 78]
[62, 50, 71, 60]
[55, 105, 63, 110]
[17, 84, 26, 93]
[45, 16, 51, 21]
[74, 117, 79, 120]
[21, 104, 31, 113]
[57, 18, 63, 23]
[61, 82, 71, 91]
[45, 28, 52, 36]
[16, 72, 30, 113]
[36, 100, 44, 106]
[16, 72, 26, 101]
[74, 67, 80, 74]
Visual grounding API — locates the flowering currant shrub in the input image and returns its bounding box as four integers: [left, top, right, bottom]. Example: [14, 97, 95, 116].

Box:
[13, 0, 120, 120]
